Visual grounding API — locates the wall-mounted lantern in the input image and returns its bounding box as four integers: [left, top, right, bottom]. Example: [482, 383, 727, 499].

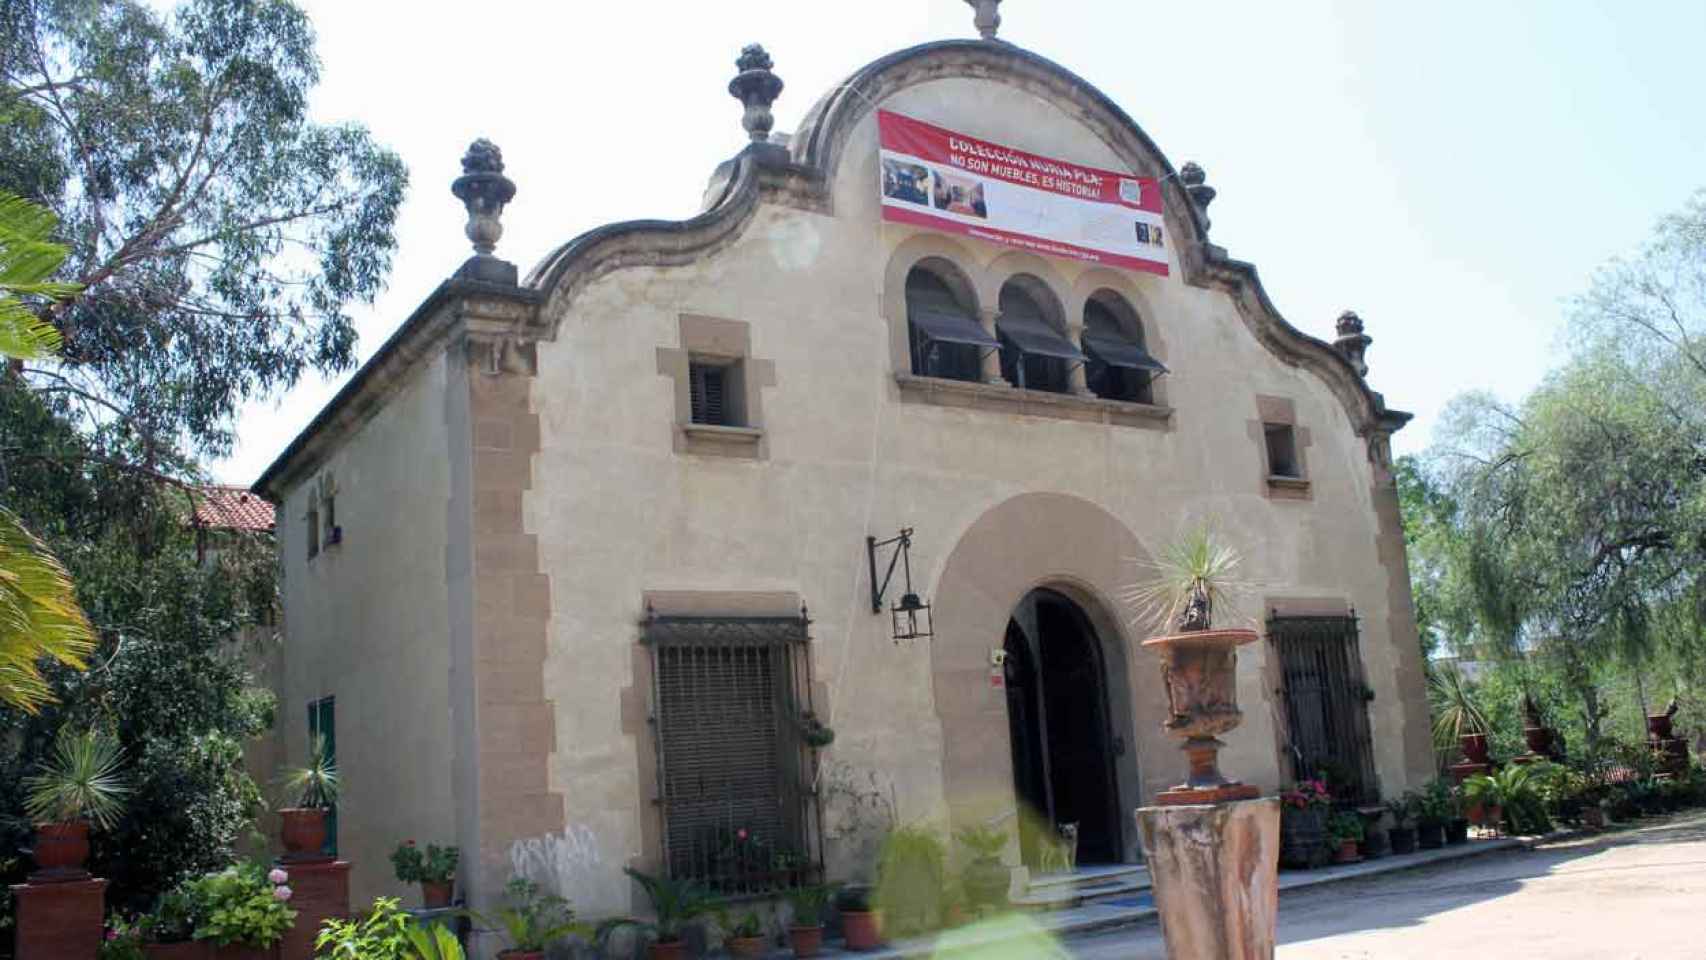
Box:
[867, 528, 933, 643]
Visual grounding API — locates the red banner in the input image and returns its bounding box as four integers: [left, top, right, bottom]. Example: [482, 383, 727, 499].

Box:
[878, 110, 1167, 276]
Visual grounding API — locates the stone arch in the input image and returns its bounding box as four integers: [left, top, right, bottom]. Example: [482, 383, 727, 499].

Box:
[927, 492, 1170, 863]
[882, 232, 990, 376]
[981, 251, 1072, 329]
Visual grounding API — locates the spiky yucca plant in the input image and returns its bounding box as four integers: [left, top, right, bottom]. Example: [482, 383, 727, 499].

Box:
[278, 735, 341, 809]
[1122, 524, 1252, 633]
[23, 728, 129, 828]
[1428, 663, 1491, 750]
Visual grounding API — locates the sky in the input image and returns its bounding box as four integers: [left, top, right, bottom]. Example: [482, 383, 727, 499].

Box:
[213, 0, 1706, 485]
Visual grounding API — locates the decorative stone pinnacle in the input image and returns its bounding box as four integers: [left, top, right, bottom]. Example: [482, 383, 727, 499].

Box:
[965, 0, 1002, 40]
[451, 138, 517, 258]
[728, 43, 784, 144]
[1178, 161, 1217, 233]
[1334, 310, 1373, 377]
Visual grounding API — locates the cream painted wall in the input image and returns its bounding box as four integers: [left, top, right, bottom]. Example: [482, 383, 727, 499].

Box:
[276, 352, 458, 906]
[522, 75, 1427, 910]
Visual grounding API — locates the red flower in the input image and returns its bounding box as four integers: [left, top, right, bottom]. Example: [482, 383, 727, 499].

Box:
[736, 828, 749, 841]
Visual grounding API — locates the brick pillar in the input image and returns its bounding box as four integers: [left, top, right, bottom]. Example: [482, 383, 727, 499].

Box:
[11, 877, 107, 960]
[276, 860, 348, 960]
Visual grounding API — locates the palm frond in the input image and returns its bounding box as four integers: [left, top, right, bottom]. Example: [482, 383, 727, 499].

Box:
[0, 506, 96, 713]
[1428, 662, 1490, 748]
[23, 728, 129, 828]
[0, 192, 78, 361]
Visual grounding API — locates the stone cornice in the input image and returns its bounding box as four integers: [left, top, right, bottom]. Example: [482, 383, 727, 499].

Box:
[251, 278, 542, 499]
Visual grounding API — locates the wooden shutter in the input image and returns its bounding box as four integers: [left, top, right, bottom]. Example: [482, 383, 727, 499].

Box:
[646, 615, 816, 893]
[689, 363, 729, 425]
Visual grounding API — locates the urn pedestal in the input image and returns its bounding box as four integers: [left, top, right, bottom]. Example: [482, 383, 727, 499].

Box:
[1136, 798, 1280, 960]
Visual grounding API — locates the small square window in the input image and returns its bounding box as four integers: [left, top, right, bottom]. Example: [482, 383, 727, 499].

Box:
[1265, 424, 1302, 479]
[689, 362, 733, 426]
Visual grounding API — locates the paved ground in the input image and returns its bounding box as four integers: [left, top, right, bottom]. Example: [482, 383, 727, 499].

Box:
[1059, 812, 1706, 960]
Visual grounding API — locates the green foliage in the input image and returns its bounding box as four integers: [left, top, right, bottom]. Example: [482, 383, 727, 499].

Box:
[22, 726, 127, 826]
[785, 884, 834, 927]
[724, 909, 764, 938]
[874, 824, 948, 937]
[98, 915, 147, 960]
[278, 733, 339, 809]
[1414, 779, 1454, 824]
[601, 868, 715, 946]
[471, 877, 590, 952]
[390, 842, 459, 885]
[0, 504, 95, 713]
[401, 922, 465, 960]
[0, 191, 77, 360]
[1325, 812, 1364, 844]
[1, 0, 408, 458]
[1122, 524, 1250, 631]
[187, 863, 295, 947]
[954, 823, 1008, 861]
[142, 886, 198, 943]
[1428, 662, 1491, 749]
[1385, 793, 1418, 827]
[315, 896, 412, 960]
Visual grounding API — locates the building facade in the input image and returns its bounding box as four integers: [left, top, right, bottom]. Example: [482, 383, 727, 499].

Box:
[255, 16, 1432, 920]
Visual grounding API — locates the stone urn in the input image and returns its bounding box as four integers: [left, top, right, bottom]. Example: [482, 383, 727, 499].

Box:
[1141, 627, 1261, 805]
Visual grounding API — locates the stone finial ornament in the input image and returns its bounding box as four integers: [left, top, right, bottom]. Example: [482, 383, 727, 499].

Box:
[728, 44, 784, 144]
[452, 139, 516, 258]
[965, 0, 1002, 40]
[1178, 161, 1217, 232]
[1334, 310, 1373, 377]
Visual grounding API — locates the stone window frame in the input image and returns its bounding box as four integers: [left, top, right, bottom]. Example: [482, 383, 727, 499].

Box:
[657, 314, 776, 459]
[1251, 395, 1312, 500]
[884, 239, 1174, 430]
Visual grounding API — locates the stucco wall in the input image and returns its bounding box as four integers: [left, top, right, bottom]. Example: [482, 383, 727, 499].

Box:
[519, 75, 1430, 912]
[276, 352, 457, 905]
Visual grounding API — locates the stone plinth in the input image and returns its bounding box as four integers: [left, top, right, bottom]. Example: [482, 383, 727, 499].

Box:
[11, 877, 107, 960]
[276, 859, 349, 960]
[1136, 797, 1280, 960]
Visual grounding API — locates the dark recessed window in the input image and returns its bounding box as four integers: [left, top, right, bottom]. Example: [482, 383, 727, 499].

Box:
[1265, 423, 1301, 478]
[996, 282, 1080, 394]
[905, 267, 991, 382]
[306, 508, 320, 558]
[1083, 297, 1164, 404]
[689, 362, 733, 426]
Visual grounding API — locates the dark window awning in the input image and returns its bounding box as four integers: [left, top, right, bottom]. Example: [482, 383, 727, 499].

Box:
[999, 315, 1085, 362]
[1084, 333, 1168, 374]
[910, 306, 1000, 348]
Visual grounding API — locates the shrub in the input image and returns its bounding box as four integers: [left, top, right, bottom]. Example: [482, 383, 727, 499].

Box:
[187, 863, 296, 947]
[874, 824, 947, 937]
[316, 897, 413, 959]
[390, 842, 459, 885]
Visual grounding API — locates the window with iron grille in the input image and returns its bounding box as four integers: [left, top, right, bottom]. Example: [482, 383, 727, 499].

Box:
[645, 613, 821, 894]
[1270, 615, 1379, 805]
[689, 362, 733, 426]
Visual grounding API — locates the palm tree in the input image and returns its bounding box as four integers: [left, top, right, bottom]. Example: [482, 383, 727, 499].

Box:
[0, 191, 94, 712]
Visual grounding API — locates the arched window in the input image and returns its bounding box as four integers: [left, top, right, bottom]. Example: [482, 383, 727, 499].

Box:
[996, 279, 1082, 394]
[905, 265, 993, 382]
[1082, 293, 1166, 404]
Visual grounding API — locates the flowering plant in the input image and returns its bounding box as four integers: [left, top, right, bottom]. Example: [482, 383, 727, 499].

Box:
[98, 916, 145, 960]
[1279, 779, 1332, 810]
[187, 863, 297, 946]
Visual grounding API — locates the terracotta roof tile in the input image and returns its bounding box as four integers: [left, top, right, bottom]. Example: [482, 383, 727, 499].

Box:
[193, 485, 276, 532]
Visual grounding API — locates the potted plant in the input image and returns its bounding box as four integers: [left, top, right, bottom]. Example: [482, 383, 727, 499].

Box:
[1385, 794, 1418, 855]
[275, 735, 338, 861]
[722, 910, 768, 959]
[785, 884, 833, 958]
[800, 712, 836, 750]
[141, 887, 206, 960]
[954, 823, 1010, 910]
[1325, 812, 1363, 864]
[1124, 526, 1261, 804]
[22, 728, 128, 881]
[599, 867, 718, 960]
[1278, 779, 1333, 868]
[187, 864, 296, 959]
[1445, 782, 1471, 844]
[873, 824, 946, 938]
[391, 841, 460, 908]
[1462, 774, 1504, 833]
[469, 877, 589, 960]
[1429, 664, 1491, 765]
[1415, 780, 1451, 849]
[835, 884, 881, 952]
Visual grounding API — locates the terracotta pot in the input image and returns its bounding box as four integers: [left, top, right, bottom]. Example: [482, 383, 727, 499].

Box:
[1484, 804, 1503, 832]
[144, 942, 211, 960]
[421, 880, 453, 909]
[789, 924, 824, 957]
[1332, 839, 1360, 863]
[1459, 732, 1491, 765]
[646, 941, 686, 960]
[841, 910, 882, 951]
[727, 934, 768, 958]
[278, 808, 327, 859]
[1141, 628, 1261, 804]
[30, 820, 90, 878]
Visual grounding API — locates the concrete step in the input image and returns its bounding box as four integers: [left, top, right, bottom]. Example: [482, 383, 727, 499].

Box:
[1012, 864, 1152, 911]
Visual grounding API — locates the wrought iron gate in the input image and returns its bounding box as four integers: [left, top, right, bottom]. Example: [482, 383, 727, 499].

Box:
[1269, 614, 1379, 804]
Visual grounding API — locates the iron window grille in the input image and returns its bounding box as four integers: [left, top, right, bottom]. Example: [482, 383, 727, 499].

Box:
[644, 611, 823, 895]
[1269, 614, 1379, 805]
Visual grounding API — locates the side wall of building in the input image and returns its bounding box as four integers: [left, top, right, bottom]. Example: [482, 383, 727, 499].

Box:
[276, 352, 458, 905]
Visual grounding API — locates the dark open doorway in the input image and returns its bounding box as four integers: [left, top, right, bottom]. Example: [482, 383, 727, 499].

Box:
[1003, 588, 1123, 868]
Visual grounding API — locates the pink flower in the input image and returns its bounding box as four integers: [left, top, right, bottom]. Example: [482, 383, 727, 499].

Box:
[268, 868, 289, 885]
[737, 829, 748, 841]
[106, 930, 118, 941]
[274, 885, 293, 902]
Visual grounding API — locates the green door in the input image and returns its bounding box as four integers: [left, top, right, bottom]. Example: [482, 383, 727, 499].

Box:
[307, 697, 337, 856]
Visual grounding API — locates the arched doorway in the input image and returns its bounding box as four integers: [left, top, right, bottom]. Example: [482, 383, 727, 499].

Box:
[1003, 587, 1122, 868]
